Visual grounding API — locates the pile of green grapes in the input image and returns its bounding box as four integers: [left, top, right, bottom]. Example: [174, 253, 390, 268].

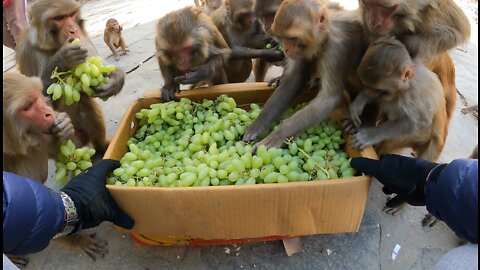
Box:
[107, 95, 356, 187]
[47, 38, 116, 105]
[54, 139, 96, 184]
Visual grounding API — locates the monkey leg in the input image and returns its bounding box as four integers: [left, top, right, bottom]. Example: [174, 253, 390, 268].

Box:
[76, 98, 110, 155]
[119, 38, 129, 54]
[253, 59, 270, 82]
[422, 213, 441, 227]
[6, 254, 29, 268]
[56, 232, 108, 261]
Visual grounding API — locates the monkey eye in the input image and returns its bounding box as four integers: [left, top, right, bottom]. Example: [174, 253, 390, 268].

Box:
[69, 11, 76, 17]
[22, 100, 34, 112]
[52, 15, 66, 21]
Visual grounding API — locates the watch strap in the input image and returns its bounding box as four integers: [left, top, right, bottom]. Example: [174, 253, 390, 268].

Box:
[54, 192, 80, 239]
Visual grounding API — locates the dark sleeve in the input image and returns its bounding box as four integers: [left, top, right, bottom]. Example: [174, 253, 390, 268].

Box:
[3, 171, 65, 255]
[425, 159, 478, 243]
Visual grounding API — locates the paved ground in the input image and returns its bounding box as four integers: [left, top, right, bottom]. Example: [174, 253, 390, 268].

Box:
[3, 0, 478, 269]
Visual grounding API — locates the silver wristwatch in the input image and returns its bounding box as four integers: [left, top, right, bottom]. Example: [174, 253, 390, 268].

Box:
[54, 192, 80, 239]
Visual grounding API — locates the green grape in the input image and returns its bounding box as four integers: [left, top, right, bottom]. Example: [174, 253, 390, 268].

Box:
[180, 172, 197, 187]
[81, 73, 91, 87]
[52, 84, 63, 100]
[46, 83, 56, 95]
[66, 162, 77, 171]
[72, 89, 81, 102]
[78, 160, 93, 170]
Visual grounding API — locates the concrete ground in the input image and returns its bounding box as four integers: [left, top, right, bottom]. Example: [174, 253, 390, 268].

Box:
[3, 0, 478, 269]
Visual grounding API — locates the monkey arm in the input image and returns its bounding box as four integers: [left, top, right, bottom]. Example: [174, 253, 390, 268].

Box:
[159, 62, 180, 101]
[350, 91, 373, 128]
[174, 52, 227, 85]
[353, 117, 416, 149]
[230, 46, 284, 62]
[258, 83, 344, 148]
[243, 60, 311, 142]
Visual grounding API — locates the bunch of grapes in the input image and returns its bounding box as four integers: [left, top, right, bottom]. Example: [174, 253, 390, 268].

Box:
[46, 38, 116, 105]
[54, 139, 96, 184]
[106, 95, 356, 187]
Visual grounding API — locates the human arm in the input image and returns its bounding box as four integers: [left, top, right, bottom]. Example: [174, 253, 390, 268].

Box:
[3, 160, 134, 255]
[350, 155, 478, 243]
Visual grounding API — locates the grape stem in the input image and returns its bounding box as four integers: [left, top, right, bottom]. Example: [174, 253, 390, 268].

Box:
[285, 138, 330, 178]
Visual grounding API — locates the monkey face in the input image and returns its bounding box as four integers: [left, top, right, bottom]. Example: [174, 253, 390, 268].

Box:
[17, 90, 56, 141]
[360, 0, 399, 35]
[49, 11, 82, 42]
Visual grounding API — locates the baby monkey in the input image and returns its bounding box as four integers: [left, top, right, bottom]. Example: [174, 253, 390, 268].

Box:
[345, 37, 448, 163]
[104, 18, 129, 61]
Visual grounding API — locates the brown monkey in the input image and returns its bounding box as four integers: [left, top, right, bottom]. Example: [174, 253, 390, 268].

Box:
[359, 0, 471, 122]
[244, 0, 365, 148]
[210, 0, 285, 83]
[155, 6, 231, 101]
[346, 37, 448, 216]
[201, 0, 225, 15]
[3, 73, 107, 266]
[16, 0, 126, 155]
[347, 37, 447, 161]
[3, 72, 74, 185]
[104, 18, 129, 61]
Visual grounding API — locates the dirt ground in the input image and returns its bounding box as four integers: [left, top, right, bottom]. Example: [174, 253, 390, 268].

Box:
[3, 0, 478, 269]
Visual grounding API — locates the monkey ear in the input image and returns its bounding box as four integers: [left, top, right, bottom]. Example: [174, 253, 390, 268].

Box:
[402, 65, 415, 82]
[316, 10, 328, 29]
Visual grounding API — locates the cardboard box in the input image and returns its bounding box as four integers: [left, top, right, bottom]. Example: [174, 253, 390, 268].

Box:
[104, 82, 377, 246]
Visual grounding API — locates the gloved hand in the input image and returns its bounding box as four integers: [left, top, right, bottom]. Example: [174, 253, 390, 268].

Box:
[61, 159, 134, 230]
[350, 154, 444, 207]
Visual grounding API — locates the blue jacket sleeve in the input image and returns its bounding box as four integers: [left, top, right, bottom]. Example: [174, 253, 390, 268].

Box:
[425, 159, 478, 244]
[3, 172, 65, 255]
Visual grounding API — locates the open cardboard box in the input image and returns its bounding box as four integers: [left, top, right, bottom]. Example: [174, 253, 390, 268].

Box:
[104, 82, 377, 246]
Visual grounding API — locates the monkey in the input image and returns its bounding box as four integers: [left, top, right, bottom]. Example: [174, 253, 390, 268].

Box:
[3, 72, 74, 186]
[346, 37, 447, 161]
[344, 37, 448, 216]
[104, 18, 129, 61]
[210, 0, 285, 84]
[243, 0, 366, 148]
[359, 0, 471, 124]
[16, 0, 126, 156]
[3, 72, 107, 267]
[250, 0, 287, 83]
[155, 6, 232, 102]
[201, 0, 225, 15]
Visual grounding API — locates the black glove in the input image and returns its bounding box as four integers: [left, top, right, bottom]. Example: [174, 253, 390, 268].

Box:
[61, 159, 134, 230]
[350, 154, 444, 207]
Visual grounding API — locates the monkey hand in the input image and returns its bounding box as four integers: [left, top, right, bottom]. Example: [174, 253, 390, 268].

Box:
[267, 76, 282, 88]
[61, 159, 135, 230]
[341, 119, 358, 135]
[92, 68, 125, 98]
[175, 64, 215, 85]
[243, 118, 270, 142]
[351, 128, 378, 149]
[350, 154, 443, 207]
[50, 112, 74, 141]
[161, 83, 180, 101]
[53, 38, 88, 71]
[349, 105, 363, 129]
[254, 132, 286, 149]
